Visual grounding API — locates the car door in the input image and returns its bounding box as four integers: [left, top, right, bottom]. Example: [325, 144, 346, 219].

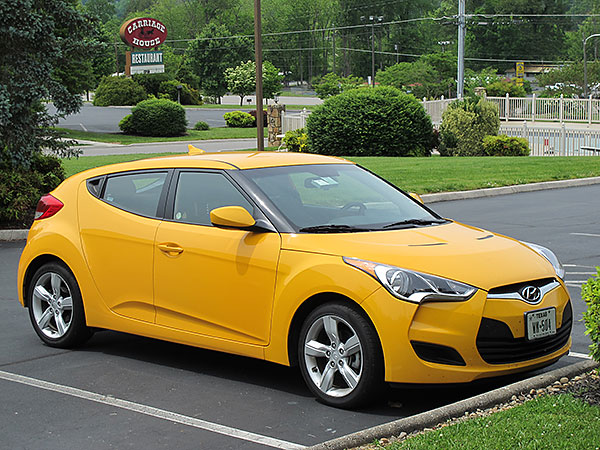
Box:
[79, 170, 170, 322]
[153, 170, 281, 345]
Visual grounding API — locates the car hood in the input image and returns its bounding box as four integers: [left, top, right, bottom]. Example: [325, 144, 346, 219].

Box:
[280, 222, 555, 291]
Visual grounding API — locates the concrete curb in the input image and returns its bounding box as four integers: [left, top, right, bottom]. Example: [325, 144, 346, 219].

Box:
[306, 359, 598, 450]
[0, 229, 28, 242]
[421, 176, 600, 203]
[2, 176, 600, 241]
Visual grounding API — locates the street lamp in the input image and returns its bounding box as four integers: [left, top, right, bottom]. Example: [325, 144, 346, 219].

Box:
[361, 15, 383, 86]
[584, 33, 600, 98]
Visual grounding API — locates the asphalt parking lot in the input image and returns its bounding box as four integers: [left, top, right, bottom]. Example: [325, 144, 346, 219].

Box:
[1, 185, 597, 449]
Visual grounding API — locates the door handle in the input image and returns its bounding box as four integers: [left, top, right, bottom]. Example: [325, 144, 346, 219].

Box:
[157, 242, 184, 255]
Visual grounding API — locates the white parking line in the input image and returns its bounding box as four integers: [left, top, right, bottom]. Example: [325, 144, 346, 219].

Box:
[568, 351, 592, 360]
[0, 370, 305, 450]
[570, 232, 600, 238]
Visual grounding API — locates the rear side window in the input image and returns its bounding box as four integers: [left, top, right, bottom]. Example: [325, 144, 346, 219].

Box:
[102, 172, 167, 217]
[172, 172, 254, 226]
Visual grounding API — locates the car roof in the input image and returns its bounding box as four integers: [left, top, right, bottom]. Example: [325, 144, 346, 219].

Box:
[78, 151, 353, 179]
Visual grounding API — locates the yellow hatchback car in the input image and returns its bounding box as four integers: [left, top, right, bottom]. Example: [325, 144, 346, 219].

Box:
[17, 151, 571, 408]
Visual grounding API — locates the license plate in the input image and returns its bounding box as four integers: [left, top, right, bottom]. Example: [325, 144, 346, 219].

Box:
[526, 307, 557, 340]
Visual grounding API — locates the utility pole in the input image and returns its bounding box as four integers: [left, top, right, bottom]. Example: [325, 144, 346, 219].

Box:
[584, 34, 600, 98]
[254, 0, 264, 151]
[457, 0, 465, 98]
[361, 15, 383, 86]
[332, 25, 336, 74]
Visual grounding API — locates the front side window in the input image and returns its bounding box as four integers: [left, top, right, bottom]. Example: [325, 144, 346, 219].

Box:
[102, 172, 167, 217]
[172, 171, 254, 226]
[243, 164, 445, 232]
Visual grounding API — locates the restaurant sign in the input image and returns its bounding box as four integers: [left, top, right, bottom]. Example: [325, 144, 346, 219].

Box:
[120, 17, 167, 49]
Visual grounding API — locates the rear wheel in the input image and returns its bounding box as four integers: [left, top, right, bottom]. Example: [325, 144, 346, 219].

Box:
[298, 303, 383, 408]
[28, 262, 93, 348]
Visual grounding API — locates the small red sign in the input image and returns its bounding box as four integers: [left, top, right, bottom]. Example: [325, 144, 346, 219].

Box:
[120, 18, 167, 49]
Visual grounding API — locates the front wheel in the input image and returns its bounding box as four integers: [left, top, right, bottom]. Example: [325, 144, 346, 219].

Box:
[298, 303, 383, 408]
[27, 262, 93, 348]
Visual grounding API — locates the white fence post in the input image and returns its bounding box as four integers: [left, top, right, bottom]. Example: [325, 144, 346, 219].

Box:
[589, 95, 593, 126]
[560, 122, 566, 156]
[532, 94, 536, 123]
[559, 94, 564, 123]
[505, 93, 510, 122]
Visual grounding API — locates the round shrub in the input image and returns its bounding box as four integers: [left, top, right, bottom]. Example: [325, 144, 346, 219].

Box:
[93, 76, 147, 106]
[482, 135, 530, 156]
[194, 121, 210, 131]
[283, 128, 308, 152]
[119, 98, 188, 136]
[0, 153, 65, 227]
[223, 111, 255, 128]
[438, 98, 499, 156]
[306, 86, 433, 157]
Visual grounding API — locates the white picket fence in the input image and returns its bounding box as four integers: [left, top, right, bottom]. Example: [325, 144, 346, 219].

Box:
[500, 123, 600, 157]
[422, 95, 600, 125]
[277, 100, 600, 156]
[281, 108, 311, 134]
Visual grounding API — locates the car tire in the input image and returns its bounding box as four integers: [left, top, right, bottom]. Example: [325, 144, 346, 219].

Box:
[298, 302, 384, 408]
[27, 262, 93, 348]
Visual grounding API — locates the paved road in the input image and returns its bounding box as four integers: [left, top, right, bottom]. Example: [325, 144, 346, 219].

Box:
[50, 97, 319, 134]
[1, 185, 596, 449]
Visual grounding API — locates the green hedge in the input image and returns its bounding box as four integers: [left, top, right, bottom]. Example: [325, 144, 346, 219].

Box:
[583, 268, 600, 363]
[306, 86, 433, 157]
[158, 80, 202, 105]
[439, 98, 500, 156]
[223, 111, 255, 128]
[93, 76, 147, 106]
[482, 135, 530, 156]
[0, 153, 65, 227]
[119, 98, 188, 136]
[132, 73, 171, 96]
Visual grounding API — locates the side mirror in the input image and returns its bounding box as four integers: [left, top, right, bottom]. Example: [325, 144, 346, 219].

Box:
[210, 206, 256, 229]
[409, 192, 424, 204]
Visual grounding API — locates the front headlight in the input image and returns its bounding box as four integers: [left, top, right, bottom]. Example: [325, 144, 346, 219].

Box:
[343, 257, 476, 304]
[523, 242, 565, 280]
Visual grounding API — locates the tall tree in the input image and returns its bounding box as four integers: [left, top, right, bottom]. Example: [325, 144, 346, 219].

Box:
[0, 0, 102, 168]
[186, 22, 252, 102]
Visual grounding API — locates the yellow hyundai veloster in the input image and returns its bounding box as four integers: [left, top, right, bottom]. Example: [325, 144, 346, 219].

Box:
[17, 151, 571, 408]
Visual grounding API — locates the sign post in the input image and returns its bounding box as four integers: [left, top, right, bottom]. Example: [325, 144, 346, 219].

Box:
[515, 61, 525, 87]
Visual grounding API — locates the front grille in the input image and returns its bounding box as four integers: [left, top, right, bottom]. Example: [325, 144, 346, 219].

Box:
[476, 300, 572, 364]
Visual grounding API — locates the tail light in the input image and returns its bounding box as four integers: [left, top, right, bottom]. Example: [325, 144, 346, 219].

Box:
[34, 194, 64, 220]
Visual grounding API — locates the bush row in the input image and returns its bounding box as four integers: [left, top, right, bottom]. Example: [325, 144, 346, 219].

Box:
[94, 75, 202, 106]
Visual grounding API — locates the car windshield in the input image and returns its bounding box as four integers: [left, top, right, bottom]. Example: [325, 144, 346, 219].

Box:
[242, 163, 446, 232]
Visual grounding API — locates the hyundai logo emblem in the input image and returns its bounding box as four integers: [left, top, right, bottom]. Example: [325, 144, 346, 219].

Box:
[521, 286, 542, 303]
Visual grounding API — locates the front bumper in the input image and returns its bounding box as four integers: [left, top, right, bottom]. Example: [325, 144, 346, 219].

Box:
[361, 280, 571, 384]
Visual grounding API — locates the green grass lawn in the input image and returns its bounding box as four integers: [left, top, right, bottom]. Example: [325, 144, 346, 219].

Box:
[348, 156, 600, 194]
[60, 153, 600, 193]
[58, 127, 262, 145]
[385, 394, 600, 450]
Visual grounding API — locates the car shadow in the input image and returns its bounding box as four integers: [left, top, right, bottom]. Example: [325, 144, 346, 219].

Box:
[78, 329, 570, 418]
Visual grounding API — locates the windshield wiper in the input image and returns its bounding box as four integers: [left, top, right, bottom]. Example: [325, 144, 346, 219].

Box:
[298, 224, 370, 233]
[382, 219, 448, 229]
